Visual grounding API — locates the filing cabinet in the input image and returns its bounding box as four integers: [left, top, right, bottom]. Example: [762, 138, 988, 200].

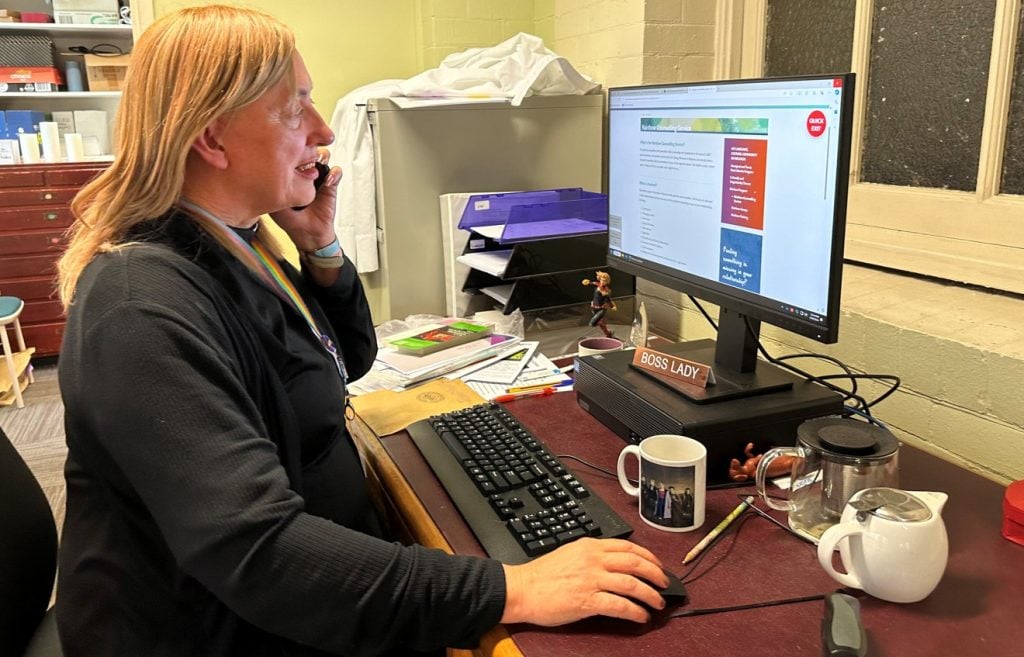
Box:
[0, 162, 106, 356]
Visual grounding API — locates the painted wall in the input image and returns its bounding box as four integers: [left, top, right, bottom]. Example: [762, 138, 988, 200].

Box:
[140, 2, 1024, 484]
[151, 1, 422, 116]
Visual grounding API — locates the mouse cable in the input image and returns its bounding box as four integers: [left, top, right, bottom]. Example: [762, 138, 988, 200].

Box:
[667, 593, 826, 619]
[556, 454, 760, 492]
[679, 511, 757, 585]
[739, 494, 818, 548]
[554, 454, 618, 479]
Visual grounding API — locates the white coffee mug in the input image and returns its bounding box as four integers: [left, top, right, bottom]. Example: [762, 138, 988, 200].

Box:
[617, 434, 706, 532]
[578, 336, 624, 357]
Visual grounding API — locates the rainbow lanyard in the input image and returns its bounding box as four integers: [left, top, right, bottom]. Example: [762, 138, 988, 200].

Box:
[177, 200, 348, 382]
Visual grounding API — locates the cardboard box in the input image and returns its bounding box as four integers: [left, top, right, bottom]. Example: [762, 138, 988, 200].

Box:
[51, 111, 76, 138]
[0, 66, 62, 92]
[53, 0, 118, 24]
[0, 139, 22, 165]
[72, 110, 109, 156]
[83, 53, 129, 91]
[22, 13, 54, 23]
[4, 110, 46, 136]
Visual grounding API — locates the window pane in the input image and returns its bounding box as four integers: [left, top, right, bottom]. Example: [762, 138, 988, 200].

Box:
[764, 0, 855, 77]
[861, 2, 996, 190]
[1000, 4, 1024, 195]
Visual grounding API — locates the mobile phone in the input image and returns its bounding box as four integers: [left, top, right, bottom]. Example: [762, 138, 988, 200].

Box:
[291, 161, 330, 211]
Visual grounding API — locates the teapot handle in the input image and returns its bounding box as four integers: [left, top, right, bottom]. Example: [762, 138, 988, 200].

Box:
[755, 447, 799, 511]
[817, 523, 866, 590]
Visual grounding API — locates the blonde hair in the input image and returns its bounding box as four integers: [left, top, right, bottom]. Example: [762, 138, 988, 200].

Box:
[58, 5, 295, 308]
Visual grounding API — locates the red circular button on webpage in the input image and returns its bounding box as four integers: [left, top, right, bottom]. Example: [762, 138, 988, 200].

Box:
[806, 110, 827, 137]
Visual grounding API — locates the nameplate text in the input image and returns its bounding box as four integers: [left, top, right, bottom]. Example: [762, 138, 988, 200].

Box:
[631, 347, 715, 388]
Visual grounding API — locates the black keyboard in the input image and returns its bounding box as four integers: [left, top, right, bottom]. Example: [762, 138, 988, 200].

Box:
[407, 402, 632, 564]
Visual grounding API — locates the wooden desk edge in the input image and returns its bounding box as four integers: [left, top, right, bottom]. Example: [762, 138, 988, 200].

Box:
[347, 413, 522, 657]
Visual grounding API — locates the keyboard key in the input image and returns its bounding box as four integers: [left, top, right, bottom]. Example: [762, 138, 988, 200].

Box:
[408, 402, 633, 564]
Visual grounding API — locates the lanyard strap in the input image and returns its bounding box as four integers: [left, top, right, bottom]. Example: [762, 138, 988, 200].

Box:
[177, 200, 348, 382]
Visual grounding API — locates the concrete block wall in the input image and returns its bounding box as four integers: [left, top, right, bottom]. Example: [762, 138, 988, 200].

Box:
[542, 0, 646, 87]
[650, 267, 1024, 485]
[641, 0, 716, 83]
[418, 0, 537, 69]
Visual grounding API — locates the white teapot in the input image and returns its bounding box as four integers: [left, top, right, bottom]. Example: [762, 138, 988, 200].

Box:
[817, 488, 948, 603]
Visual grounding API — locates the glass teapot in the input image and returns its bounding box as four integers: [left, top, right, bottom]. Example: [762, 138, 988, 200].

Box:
[755, 416, 900, 541]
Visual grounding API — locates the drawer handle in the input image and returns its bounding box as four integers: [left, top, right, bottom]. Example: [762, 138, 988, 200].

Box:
[43, 212, 58, 221]
[42, 192, 53, 200]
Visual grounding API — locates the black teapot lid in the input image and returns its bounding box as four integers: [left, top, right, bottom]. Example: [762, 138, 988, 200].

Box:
[797, 416, 899, 463]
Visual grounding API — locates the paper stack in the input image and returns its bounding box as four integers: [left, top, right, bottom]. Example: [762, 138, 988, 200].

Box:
[369, 330, 522, 390]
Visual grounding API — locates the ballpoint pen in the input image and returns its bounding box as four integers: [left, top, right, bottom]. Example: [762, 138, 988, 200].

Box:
[682, 495, 754, 564]
[506, 379, 573, 394]
[493, 387, 559, 403]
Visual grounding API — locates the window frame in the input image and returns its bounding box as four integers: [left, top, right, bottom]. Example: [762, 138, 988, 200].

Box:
[734, 0, 1024, 294]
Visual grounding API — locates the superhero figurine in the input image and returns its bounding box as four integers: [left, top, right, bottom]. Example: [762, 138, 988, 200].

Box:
[582, 271, 616, 338]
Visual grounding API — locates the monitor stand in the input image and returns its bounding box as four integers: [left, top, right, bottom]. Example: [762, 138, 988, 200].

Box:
[632, 308, 797, 404]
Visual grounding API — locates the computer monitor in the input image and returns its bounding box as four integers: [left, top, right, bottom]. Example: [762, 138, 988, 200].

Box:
[607, 73, 855, 402]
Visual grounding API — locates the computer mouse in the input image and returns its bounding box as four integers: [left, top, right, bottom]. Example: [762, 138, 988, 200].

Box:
[657, 568, 689, 605]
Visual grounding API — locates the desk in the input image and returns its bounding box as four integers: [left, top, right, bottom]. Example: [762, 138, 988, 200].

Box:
[348, 393, 1023, 657]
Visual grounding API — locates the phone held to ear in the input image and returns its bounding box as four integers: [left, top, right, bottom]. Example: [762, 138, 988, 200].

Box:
[292, 162, 330, 211]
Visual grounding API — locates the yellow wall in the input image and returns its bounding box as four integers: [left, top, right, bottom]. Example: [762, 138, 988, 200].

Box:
[151, 1, 422, 115]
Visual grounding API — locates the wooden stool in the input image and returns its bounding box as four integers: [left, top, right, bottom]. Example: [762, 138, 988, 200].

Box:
[0, 296, 34, 409]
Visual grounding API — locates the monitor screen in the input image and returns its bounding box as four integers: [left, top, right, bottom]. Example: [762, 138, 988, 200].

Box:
[607, 74, 854, 356]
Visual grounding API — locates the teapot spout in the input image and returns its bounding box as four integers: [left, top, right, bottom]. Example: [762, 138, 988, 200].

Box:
[911, 490, 948, 516]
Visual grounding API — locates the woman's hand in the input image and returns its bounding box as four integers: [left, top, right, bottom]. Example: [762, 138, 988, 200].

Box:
[270, 146, 341, 253]
[500, 538, 667, 626]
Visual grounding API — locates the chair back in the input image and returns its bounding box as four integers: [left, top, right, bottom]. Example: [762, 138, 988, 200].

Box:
[0, 425, 58, 656]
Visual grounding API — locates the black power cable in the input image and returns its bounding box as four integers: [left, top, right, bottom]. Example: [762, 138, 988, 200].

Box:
[686, 295, 901, 419]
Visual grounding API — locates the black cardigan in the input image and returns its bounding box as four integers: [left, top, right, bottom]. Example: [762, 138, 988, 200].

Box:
[56, 211, 505, 657]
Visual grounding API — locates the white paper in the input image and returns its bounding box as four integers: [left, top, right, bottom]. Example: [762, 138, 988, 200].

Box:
[72, 110, 109, 156]
[470, 225, 505, 240]
[480, 284, 513, 305]
[388, 97, 511, 109]
[464, 341, 538, 384]
[378, 331, 499, 376]
[509, 352, 572, 388]
[442, 341, 526, 380]
[457, 250, 512, 277]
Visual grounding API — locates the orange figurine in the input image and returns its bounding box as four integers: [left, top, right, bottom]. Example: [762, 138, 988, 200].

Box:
[729, 442, 795, 482]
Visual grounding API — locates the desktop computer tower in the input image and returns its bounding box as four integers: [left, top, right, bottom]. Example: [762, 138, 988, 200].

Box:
[574, 340, 845, 486]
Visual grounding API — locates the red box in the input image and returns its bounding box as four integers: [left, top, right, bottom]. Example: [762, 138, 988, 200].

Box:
[21, 12, 54, 23]
[0, 66, 62, 84]
[1003, 480, 1024, 547]
[0, 66, 62, 92]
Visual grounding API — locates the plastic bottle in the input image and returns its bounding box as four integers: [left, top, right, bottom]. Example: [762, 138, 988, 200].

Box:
[65, 60, 84, 92]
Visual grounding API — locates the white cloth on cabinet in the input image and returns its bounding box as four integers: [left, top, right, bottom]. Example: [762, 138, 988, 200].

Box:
[328, 33, 598, 274]
[327, 80, 400, 274]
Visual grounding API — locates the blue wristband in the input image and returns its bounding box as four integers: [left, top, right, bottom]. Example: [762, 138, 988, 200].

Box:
[310, 237, 342, 258]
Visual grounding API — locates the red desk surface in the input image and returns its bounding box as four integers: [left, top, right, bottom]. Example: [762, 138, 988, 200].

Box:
[380, 393, 1023, 657]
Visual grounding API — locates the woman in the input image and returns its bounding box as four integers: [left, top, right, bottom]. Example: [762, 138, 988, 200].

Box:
[55, 7, 667, 657]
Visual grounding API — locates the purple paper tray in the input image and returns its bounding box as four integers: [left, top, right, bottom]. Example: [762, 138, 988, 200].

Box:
[457, 188, 608, 244]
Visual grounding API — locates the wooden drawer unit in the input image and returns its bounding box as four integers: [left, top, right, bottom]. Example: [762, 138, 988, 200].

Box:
[0, 162, 107, 357]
